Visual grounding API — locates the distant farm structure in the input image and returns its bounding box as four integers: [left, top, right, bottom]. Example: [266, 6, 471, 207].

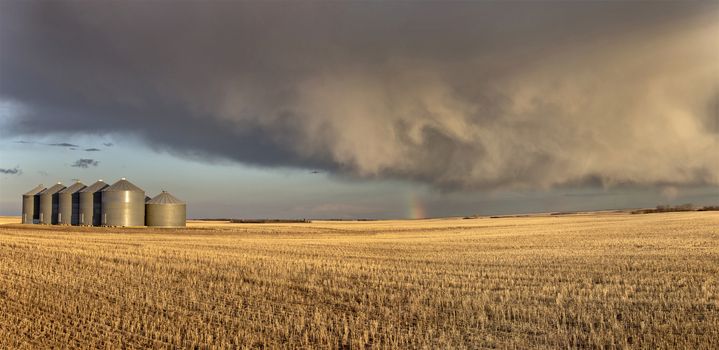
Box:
[21, 178, 186, 227]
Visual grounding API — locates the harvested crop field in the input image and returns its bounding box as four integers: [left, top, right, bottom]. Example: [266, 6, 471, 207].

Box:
[0, 212, 717, 348]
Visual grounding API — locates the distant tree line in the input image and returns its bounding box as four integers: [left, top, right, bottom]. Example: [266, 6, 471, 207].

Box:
[631, 204, 719, 214]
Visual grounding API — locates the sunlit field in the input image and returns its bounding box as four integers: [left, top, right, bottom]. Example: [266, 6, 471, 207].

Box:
[0, 212, 717, 348]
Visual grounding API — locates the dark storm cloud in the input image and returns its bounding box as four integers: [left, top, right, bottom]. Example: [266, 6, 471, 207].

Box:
[71, 159, 99, 168]
[1, 2, 718, 189]
[0, 166, 22, 175]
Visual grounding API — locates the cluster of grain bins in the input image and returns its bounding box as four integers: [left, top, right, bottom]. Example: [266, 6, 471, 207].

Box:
[21, 178, 185, 227]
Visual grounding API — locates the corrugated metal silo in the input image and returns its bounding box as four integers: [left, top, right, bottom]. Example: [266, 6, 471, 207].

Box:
[101, 178, 145, 227]
[145, 191, 186, 228]
[57, 181, 86, 225]
[79, 180, 109, 226]
[22, 184, 46, 224]
[39, 183, 66, 224]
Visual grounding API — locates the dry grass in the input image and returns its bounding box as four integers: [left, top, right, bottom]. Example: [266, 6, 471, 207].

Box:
[0, 212, 717, 348]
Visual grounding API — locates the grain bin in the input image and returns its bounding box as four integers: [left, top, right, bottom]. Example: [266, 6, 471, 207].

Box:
[101, 178, 145, 227]
[57, 181, 86, 225]
[22, 184, 46, 224]
[39, 183, 66, 224]
[145, 191, 186, 228]
[79, 180, 109, 226]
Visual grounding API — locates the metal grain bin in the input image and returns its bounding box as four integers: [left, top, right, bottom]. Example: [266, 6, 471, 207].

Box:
[22, 184, 46, 224]
[39, 183, 66, 224]
[79, 180, 109, 226]
[101, 178, 145, 227]
[145, 191, 186, 228]
[57, 181, 86, 225]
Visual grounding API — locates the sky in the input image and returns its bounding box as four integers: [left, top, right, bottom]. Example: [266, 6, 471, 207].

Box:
[1, 1, 718, 219]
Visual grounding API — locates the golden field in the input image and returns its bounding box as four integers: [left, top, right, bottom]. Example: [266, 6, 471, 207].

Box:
[0, 212, 717, 349]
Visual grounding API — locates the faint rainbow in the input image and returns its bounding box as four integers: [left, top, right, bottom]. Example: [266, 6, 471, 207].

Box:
[407, 193, 426, 219]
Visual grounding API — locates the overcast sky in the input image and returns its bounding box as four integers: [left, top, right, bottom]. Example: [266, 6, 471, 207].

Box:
[1, 1, 718, 219]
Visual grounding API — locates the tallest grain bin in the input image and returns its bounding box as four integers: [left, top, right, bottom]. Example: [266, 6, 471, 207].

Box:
[101, 178, 145, 227]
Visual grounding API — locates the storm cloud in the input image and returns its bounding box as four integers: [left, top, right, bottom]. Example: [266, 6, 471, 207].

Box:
[1, 2, 717, 190]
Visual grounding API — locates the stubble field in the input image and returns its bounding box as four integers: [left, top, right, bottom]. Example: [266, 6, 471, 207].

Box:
[0, 212, 717, 348]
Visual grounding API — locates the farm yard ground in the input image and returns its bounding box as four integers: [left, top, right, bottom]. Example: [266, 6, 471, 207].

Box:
[0, 212, 717, 348]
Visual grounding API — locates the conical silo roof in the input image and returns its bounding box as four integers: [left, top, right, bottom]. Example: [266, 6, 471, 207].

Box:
[102, 178, 144, 192]
[42, 183, 66, 196]
[23, 184, 46, 196]
[80, 180, 109, 193]
[146, 191, 184, 204]
[59, 181, 86, 194]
